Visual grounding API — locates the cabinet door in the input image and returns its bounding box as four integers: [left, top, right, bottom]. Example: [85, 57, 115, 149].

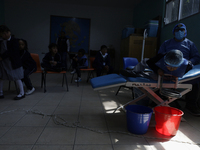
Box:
[129, 36, 143, 61]
[120, 38, 130, 69]
[143, 37, 157, 59]
[120, 36, 157, 69]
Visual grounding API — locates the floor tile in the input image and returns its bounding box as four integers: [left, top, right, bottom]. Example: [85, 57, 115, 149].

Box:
[0, 114, 24, 127]
[0, 145, 33, 150]
[78, 115, 107, 128]
[0, 127, 43, 144]
[113, 145, 154, 150]
[35, 98, 62, 106]
[75, 128, 112, 144]
[105, 113, 127, 129]
[183, 111, 200, 131]
[0, 127, 11, 137]
[32, 145, 73, 150]
[12, 98, 41, 106]
[74, 145, 113, 150]
[185, 144, 200, 150]
[36, 127, 76, 144]
[3, 105, 34, 115]
[79, 106, 104, 116]
[54, 106, 80, 115]
[80, 99, 102, 107]
[46, 114, 79, 127]
[31, 105, 58, 115]
[109, 130, 149, 145]
[14, 114, 51, 127]
[59, 99, 81, 107]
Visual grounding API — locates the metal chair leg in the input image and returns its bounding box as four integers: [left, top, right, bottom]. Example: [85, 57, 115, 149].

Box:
[76, 74, 79, 87]
[131, 87, 135, 99]
[64, 73, 69, 91]
[86, 71, 94, 82]
[62, 73, 69, 91]
[62, 74, 64, 87]
[41, 73, 44, 88]
[44, 72, 47, 93]
[71, 74, 74, 83]
[116, 86, 122, 96]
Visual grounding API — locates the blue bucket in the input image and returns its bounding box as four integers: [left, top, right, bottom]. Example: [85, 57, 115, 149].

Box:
[126, 105, 153, 134]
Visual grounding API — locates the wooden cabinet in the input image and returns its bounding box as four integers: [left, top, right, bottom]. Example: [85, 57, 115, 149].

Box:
[120, 35, 157, 69]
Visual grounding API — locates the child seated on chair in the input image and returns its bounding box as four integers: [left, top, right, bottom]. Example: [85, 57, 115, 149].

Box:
[70, 49, 88, 82]
[19, 39, 37, 95]
[93, 45, 113, 77]
[41, 43, 63, 72]
[120, 50, 193, 80]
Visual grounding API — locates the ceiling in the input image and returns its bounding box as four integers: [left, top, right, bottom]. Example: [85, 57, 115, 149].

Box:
[41, 0, 143, 9]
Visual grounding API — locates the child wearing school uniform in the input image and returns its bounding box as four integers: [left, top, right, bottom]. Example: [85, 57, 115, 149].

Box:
[41, 43, 62, 72]
[0, 25, 25, 100]
[93, 45, 113, 77]
[19, 39, 37, 95]
[70, 49, 88, 82]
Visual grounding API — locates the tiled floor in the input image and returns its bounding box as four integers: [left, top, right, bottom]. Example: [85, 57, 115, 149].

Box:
[0, 72, 200, 150]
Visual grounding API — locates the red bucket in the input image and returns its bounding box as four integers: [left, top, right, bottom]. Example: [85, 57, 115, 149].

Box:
[154, 106, 184, 136]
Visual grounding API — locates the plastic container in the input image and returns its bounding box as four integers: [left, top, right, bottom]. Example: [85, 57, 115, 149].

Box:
[154, 106, 184, 136]
[122, 27, 135, 39]
[126, 105, 153, 134]
[145, 20, 159, 37]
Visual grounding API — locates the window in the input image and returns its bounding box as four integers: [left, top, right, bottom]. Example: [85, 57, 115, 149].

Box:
[164, 0, 200, 25]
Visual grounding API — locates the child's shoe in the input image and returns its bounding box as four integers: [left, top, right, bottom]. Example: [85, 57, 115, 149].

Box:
[70, 69, 76, 74]
[75, 77, 81, 82]
[14, 94, 25, 100]
[25, 87, 35, 95]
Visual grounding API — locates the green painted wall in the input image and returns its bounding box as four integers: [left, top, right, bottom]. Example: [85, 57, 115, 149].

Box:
[0, 0, 5, 25]
[133, 0, 200, 52]
[132, 0, 165, 28]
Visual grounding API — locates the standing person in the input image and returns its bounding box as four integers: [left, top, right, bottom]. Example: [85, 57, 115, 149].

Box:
[70, 49, 88, 82]
[158, 23, 200, 116]
[93, 45, 113, 77]
[0, 25, 25, 100]
[19, 39, 37, 95]
[158, 23, 200, 65]
[56, 31, 70, 70]
[41, 43, 62, 72]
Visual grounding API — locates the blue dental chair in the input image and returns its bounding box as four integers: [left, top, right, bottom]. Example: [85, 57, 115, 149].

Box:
[115, 57, 138, 97]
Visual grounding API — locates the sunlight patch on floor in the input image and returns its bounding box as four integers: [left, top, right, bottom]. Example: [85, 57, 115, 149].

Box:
[102, 100, 120, 113]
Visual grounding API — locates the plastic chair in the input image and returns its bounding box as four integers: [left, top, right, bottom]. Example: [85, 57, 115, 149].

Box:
[123, 57, 139, 69]
[43, 70, 69, 93]
[31, 53, 69, 93]
[116, 57, 138, 97]
[30, 53, 45, 88]
[9, 53, 44, 93]
[71, 57, 95, 87]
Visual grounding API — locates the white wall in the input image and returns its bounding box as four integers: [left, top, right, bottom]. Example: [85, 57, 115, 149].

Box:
[4, 0, 133, 70]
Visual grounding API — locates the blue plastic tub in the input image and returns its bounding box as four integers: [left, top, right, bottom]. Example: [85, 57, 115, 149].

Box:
[126, 105, 153, 134]
[145, 20, 159, 37]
